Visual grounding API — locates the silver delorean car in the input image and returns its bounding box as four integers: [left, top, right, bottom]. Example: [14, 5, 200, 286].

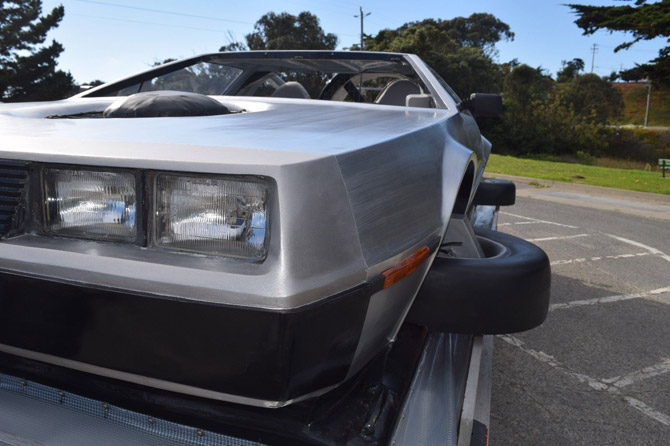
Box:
[0, 51, 549, 444]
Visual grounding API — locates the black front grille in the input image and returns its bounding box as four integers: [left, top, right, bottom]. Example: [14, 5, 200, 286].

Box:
[0, 160, 30, 238]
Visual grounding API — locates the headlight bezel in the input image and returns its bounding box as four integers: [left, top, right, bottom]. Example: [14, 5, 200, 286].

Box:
[151, 172, 271, 261]
[41, 165, 143, 244]
[27, 163, 273, 262]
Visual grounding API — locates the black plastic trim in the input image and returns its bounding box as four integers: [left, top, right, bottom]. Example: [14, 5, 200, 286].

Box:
[470, 420, 488, 446]
[473, 178, 516, 207]
[457, 93, 503, 118]
[0, 272, 372, 403]
[406, 228, 550, 334]
[0, 324, 429, 446]
[0, 160, 30, 239]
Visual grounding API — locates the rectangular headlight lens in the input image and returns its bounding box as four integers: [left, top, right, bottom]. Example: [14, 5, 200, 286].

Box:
[155, 174, 268, 260]
[43, 168, 137, 242]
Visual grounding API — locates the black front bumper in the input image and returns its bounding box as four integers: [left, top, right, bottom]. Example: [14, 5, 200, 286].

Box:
[0, 272, 372, 406]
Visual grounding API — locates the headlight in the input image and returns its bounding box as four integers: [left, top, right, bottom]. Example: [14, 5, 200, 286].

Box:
[43, 168, 138, 242]
[154, 174, 268, 260]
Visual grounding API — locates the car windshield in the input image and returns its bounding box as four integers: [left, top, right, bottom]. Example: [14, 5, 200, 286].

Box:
[86, 52, 437, 108]
[117, 62, 244, 96]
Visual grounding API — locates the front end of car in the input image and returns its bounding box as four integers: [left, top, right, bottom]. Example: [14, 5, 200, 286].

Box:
[0, 157, 363, 407]
[0, 95, 467, 408]
[0, 51, 553, 446]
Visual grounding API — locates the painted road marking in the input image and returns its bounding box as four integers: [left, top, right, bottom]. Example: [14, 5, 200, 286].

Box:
[497, 211, 670, 430]
[499, 212, 579, 229]
[549, 287, 670, 311]
[550, 252, 651, 266]
[602, 359, 670, 389]
[547, 232, 670, 266]
[606, 234, 670, 264]
[527, 234, 591, 242]
[498, 221, 542, 227]
[499, 335, 670, 427]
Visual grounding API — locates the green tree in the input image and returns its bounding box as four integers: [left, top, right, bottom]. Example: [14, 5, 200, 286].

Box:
[568, 0, 670, 85]
[0, 0, 74, 101]
[220, 11, 337, 51]
[220, 11, 337, 98]
[556, 73, 623, 122]
[557, 58, 585, 82]
[485, 64, 612, 157]
[372, 25, 502, 96]
[363, 14, 513, 97]
[619, 66, 645, 82]
[503, 64, 553, 108]
[364, 13, 513, 55]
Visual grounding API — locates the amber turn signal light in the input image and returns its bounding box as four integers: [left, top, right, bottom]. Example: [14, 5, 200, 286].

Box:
[382, 246, 431, 289]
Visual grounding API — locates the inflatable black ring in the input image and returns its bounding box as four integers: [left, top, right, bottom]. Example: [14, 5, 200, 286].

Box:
[406, 227, 550, 334]
[103, 90, 230, 118]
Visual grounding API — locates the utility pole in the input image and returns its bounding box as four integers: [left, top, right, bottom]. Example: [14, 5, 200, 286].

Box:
[590, 43, 598, 73]
[644, 79, 651, 127]
[354, 6, 371, 50]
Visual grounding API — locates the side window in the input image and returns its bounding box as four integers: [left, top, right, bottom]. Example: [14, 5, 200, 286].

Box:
[427, 66, 461, 103]
[116, 84, 141, 96]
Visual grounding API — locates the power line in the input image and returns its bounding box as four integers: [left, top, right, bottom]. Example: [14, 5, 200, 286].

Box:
[74, 0, 254, 25]
[70, 13, 231, 34]
[70, 12, 359, 41]
[75, 1, 360, 39]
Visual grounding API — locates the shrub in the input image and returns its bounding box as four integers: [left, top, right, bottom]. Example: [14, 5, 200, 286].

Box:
[607, 128, 670, 163]
[484, 98, 611, 157]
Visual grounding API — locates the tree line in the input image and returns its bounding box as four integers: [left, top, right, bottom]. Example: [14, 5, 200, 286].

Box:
[219, 9, 644, 159]
[2, 0, 668, 161]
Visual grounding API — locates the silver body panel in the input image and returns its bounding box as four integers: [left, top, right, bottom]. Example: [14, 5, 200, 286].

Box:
[391, 332, 473, 446]
[0, 96, 485, 310]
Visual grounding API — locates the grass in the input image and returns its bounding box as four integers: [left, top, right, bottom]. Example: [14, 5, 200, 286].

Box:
[592, 156, 659, 171]
[486, 154, 670, 195]
[613, 82, 670, 127]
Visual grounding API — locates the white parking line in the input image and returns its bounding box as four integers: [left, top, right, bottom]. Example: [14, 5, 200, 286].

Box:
[602, 359, 670, 389]
[623, 396, 670, 426]
[550, 252, 651, 266]
[499, 335, 670, 427]
[549, 287, 670, 311]
[607, 234, 670, 264]
[499, 212, 579, 229]
[527, 234, 591, 242]
[498, 221, 543, 227]
[499, 215, 670, 265]
[498, 212, 670, 429]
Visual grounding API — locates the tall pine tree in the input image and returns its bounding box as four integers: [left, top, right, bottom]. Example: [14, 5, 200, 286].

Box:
[569, 0, 670, 85]
[0, 0, 74, 101]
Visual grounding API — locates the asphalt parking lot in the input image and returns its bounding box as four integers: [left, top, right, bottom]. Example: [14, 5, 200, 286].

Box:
[488, 179, 670, 445]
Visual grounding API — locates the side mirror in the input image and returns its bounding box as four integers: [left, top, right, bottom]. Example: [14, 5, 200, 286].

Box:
[457, 93, 502, 118]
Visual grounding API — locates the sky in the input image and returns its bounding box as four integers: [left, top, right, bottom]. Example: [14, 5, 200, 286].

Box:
[40, 0, 668, 85]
